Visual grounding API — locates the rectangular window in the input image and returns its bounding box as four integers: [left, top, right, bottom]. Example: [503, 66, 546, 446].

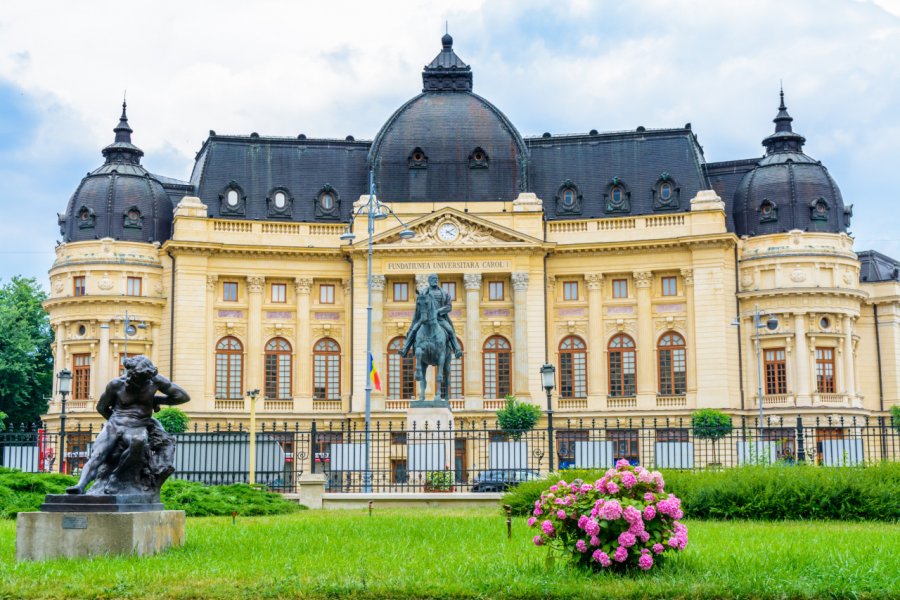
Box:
[557, 430, 589, 469]
[608, 429, 640, 465]
[319, 284, 335, 304]
[563, 281, 579, 301]
[393, 282, 409, 302]
[815, 348, 835, 393]
[271, 283, 286, 303]
[656, 428, 689, 443]
[762, 428, 796, 461]
[441, 281, 457, 301]
[391, 459, 408, 484]
[612, 279, 628, 299]
[391, 432, 407, 445]
[488, 281, 504, 301]
[73, 354, 91, 400]
[73, 276, 86, 297]
[662, 276, 677, 297]
[223, 282, 238, 302]
[764, 348, 787, 395]
[126, 277, 142, 297]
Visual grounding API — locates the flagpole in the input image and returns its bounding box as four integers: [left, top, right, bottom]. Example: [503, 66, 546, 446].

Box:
[364, 169, 374, 493]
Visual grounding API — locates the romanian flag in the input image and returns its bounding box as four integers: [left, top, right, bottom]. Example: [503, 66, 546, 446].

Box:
[368, 352, 382, 391]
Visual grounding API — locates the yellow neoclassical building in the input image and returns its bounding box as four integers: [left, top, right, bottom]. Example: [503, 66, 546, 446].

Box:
[44, 36, 900, 434]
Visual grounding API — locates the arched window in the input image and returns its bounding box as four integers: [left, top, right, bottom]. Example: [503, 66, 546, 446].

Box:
[387, 337, 416, 400]
[483, 335, 511, 399]
[215, 336, 243, 400]
[657, 332, 686, 396]
[559, 336, 587, 398]
[608, 334, 636, 398]
[265, 338, 292, 400]
[313, 338, 341, 400]
[447, 339, 464, 399]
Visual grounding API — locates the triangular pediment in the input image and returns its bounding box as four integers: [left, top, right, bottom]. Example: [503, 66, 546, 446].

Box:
[365, 207, 544, 248]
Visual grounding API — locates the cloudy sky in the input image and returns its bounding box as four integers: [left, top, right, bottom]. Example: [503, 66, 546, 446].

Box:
[1, 0, 899, 285]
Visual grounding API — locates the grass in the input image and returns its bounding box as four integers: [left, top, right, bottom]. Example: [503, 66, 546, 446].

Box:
[0, 508, 897, 599]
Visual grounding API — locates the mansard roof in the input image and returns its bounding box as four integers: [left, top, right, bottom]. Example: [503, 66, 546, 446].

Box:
[858, 250, 900, 283]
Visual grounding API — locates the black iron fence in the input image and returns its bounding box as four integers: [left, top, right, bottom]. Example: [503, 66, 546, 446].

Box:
[1, 415, 898, 493]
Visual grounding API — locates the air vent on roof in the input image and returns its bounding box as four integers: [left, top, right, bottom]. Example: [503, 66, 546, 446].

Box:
[298, 134, 307, 140]
[589, 129, 598, 136]
[636, 126, 646, 132]
[542, 132, 551, 138]
[346, 135, 355, 141]
[250, 132, 260, 138]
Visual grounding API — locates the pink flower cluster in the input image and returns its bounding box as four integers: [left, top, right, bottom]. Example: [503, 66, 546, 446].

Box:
[528, 460, 687, 572]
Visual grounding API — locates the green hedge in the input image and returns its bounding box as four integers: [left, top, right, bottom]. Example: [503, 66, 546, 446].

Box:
[503, 462, 900, 521]
[0, 468, 303, 518]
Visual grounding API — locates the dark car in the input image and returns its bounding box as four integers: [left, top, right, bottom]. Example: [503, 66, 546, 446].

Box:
[471, 469, 541, 492]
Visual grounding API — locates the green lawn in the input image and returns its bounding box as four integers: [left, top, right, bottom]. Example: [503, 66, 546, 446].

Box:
[0, 508, 897, 599]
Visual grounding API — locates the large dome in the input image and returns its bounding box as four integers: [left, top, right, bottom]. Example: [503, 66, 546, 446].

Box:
[369, 35, 528, 203]
[733, 92, 851, 236]
[58, 103, 173, 243]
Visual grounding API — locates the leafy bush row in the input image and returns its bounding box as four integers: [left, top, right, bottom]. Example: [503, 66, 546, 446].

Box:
[0, 468, 303, 518]
[504, 462, 900, 521]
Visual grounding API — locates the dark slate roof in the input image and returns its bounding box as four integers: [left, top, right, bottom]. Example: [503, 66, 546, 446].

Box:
[527, 128, 709, 221]
[190, 135, 370, 222]
[858, 250, 900, 283]
[705, 158, 758, 232]
[59, 103, 174, 243]
[732, 92, 850, 237]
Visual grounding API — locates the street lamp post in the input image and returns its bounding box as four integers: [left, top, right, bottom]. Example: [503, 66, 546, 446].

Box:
[340, 170, 414, 492]
[751, 305, 779, 439]
[246, 388, 260, 485]
[121, 310, 147, 360]
[56, 369, 73, 474]
[540, 363, 556, 472]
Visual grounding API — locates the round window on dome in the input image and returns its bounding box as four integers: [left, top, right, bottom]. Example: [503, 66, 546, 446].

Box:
[274, 192, 286, 209]
[321, 193, 334, 210]
[412, 151, 424, 162]
[611, 187, 623, 204]
[227, 190, 239, 207]
[473, 151, 484, 162]
[562, 189, 575, 207]
[660, 183, 672, 200]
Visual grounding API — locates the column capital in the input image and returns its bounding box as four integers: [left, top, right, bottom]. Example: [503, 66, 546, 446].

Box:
[371, 274, 386, 291]
[633, 271, 652, 289]
[546, 275, 556, 291]
[586, 273, 603, 290]
[294, 277, 313, 295]
[511, 272, 529, 292]
[679, 268, 694, 286]
[206, 274, 218, 290]
[463, 273, 482, 290]
[246, 275, 265, 293]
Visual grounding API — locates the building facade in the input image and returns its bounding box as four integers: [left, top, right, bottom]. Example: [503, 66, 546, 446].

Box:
[44, 36, 900, 432]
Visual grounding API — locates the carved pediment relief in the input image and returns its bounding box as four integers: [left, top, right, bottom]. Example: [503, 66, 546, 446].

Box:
[376, 208, 542, 247]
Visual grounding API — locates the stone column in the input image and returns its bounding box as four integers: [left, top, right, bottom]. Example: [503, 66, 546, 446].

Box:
[96, 321, 110, 400]
[370, 275, 386, 397]
[633, 271, 654, 401]
[794, 313, 811, 406]
[463, 273, 482, 405]
[246, 276, 264, 393]
[681, 268, 697, 394]
[205, 275, 217, 403]
[843, 316, 855, 398]
[295, 277, 313, 401]
[586, 273, 604, 401]
[512, 272, 530, 395]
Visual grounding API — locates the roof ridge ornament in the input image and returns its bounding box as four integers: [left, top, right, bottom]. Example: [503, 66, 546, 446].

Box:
[762, 86, 805, 155]
[102, 99, 144, 165]
[422, 32, 473, 92]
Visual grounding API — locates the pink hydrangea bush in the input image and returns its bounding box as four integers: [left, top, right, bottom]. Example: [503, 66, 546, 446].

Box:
[528, 460, 687, 571]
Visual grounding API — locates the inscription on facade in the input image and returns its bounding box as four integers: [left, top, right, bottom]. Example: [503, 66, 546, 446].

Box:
[387, 310, 414, 319]
[484, 308, 510, 317]
[607, 306, 635, 315]
[314, 312, 341, 320]
[217, 310, 244, 318]
[266, 311, 293, 319]
[558, 308, 587, 317]
[385, 260, 511, 272]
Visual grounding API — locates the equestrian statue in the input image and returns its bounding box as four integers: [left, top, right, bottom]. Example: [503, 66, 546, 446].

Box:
[399, 274, 463, 403]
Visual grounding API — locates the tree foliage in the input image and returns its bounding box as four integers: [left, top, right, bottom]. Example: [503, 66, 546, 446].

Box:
[156, 407, 189, 433]
[691, 409, 734, 440]
[496, 394, 542, 439]
[891, 405, 900, 432]
[0, 277, 52, 427]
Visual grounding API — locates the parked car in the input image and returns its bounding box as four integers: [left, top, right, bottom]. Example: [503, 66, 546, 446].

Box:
[471, 469, 541, 492]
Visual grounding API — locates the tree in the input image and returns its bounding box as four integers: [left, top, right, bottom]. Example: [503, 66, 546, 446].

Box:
[891, 405, 900, 432]
[496, 395, 542, 440]
[691, 409, 733, 465]
[0, 277, 53, 427]
[156, 407, 190, 433]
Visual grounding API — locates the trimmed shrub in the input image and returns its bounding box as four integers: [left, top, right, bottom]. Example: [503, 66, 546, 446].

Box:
[496, 395, 542, 439]
[504, 462, 900, 521]
[691, 409, 733, 464]
[0, 467, 76, 518]
[528, 461, 687, 571]
[156, 407, 189, 433]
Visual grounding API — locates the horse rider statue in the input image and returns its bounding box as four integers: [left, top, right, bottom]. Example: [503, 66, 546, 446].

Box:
[399, 274, 463, 360]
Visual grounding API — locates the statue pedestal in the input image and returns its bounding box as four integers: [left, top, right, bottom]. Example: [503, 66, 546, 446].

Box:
[407, 402, 454, 488]
[16, 508, 184, 561]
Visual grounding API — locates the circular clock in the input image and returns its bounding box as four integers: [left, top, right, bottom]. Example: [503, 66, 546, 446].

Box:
[437, 221, 459, 242]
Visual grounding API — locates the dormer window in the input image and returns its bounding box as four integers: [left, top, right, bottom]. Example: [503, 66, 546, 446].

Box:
[605, 177, 631, 214]
[408, 147, 428, 169]
[315, 184, 340, 219]
[123, 205, 143, 229]
[759, 199, 778, 223]
[267, 187, 293, 217]
[555, 180, 583, 215]
[810, 198, 830, 221]
[77, 205, 95, 229]
[468, 147, 489, 169]
[652, 173, 680, 211]
[220, 183, 246, 216]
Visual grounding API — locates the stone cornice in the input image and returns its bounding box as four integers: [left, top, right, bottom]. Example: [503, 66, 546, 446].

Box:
[552, 234, 736, 255]
[737, 288, 868, 301]
[43, 296, 167, 310]
[163, 241, 343, 259]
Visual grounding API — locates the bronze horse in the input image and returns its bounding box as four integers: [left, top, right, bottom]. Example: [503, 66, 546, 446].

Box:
[411, 289, 453, 402]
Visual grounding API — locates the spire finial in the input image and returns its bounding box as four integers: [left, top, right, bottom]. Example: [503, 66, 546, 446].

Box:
[779, 81, 785, 111]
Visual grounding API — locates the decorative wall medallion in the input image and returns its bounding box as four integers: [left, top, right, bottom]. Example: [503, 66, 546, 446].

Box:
[97, 277, 113, 291]
[52, 279, 64, 294]
[740, 272, 754, 290]
[790, 268, 807, 283]
[842, 271, 854, 286]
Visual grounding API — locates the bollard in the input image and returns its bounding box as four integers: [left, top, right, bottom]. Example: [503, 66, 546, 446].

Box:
[368, 500, 373, 517]
[503, 504, 512, 540]
[232, 510, 237, 525]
